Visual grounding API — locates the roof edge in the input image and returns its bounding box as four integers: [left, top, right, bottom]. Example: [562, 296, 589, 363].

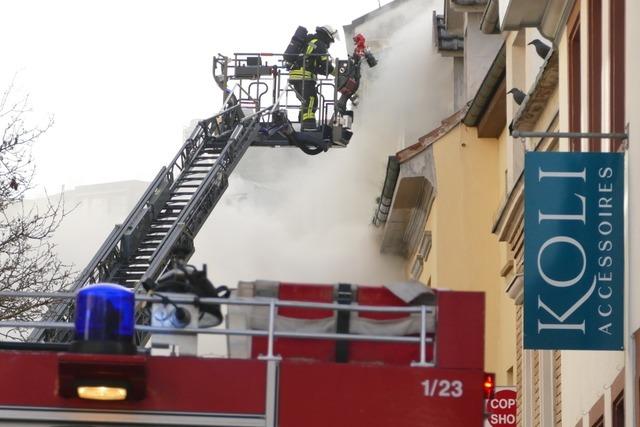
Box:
[462, 41, 506, 127]
[396, 106, 469, 163]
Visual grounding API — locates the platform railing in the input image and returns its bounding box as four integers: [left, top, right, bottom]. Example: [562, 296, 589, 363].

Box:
[216, 53, 338, 127]
[0, 291, 437, 367]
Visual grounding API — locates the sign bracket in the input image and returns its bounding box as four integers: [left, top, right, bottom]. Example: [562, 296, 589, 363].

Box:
[512, 130, 629, 151]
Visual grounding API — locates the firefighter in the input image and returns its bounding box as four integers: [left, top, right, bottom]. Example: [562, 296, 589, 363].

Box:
[288, 25, 338, 130]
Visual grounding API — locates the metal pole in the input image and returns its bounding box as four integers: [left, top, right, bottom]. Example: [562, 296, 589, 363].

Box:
[511, 130, 628, 140]
[0, 291, 434, 313]
[0, 321, 428, 343]
[419, 305, 426, 363]
[259, 299, 281, 361]
[411, 305, 432, 368]
[624, 144, 637, 427]
[264, 360, 279, 427]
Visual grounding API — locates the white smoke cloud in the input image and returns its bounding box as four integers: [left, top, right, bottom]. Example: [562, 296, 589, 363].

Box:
[24, 1, 452, 291]
[191, 0, 453, 288]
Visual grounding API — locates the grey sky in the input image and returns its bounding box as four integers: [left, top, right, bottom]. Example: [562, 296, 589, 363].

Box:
[1, 0, 391, 195]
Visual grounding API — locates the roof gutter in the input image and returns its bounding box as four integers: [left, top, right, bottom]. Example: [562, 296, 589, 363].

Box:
[462, 42, 506, 127]
[373, 156, 400, 227]
[511, 49, 558, 131]
[451, 0, 487, 13]
[480, 0, 500, 34]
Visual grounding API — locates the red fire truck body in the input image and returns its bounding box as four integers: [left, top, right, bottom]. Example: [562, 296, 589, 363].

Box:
[0, 283, 488, 427]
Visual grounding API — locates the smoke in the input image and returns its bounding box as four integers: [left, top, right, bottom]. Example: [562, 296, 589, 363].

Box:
[190, 0, 453, 288]
[26, 1, 452, 290]
[354, 0, 453, 147]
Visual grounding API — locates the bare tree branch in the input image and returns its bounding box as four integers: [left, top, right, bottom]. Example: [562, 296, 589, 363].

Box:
[0, 81, 74, 340]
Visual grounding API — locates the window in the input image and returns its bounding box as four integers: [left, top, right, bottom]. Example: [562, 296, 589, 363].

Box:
[410, 258, 423, 280]
[588, 0, 602, 151]
[567, 6, 581, 151]
[610, 0, 625, 151]
[570, 0, 624, 152]
[612, 392, 624, 427]
[416, 231, 432, 262]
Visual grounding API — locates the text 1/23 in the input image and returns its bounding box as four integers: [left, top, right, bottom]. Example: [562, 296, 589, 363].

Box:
[421, 379, 463, 398]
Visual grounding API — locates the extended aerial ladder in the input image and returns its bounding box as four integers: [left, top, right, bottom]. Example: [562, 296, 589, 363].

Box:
[29, 52, 356, 343]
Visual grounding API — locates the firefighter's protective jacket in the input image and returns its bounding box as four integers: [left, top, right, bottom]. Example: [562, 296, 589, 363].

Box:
[289, 36, 334, 80]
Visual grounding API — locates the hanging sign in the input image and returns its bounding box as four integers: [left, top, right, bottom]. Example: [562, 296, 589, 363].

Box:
[524, 152, 624, 350]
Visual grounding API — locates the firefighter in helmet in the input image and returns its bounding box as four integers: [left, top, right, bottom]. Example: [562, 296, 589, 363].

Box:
[288, 25, 339, 130]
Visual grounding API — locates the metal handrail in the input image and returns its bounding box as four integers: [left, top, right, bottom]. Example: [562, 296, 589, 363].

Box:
[0, 291, 436, 367]
[0, 291, 434, 313]
[0, 321, 428, 344]
[220, 52, 338, 127]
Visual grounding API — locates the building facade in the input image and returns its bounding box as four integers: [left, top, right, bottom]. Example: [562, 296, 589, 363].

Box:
[375, 0, 637, 425]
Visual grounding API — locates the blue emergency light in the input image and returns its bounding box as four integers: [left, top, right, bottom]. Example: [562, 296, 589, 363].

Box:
[71, 283, 137, 355]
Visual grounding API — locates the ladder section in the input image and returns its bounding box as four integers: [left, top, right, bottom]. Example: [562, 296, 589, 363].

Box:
[108, 143, 227, 288]
[29, 102, 260, 343]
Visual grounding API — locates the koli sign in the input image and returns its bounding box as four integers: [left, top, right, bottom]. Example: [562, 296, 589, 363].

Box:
[524, 152, 624, 350]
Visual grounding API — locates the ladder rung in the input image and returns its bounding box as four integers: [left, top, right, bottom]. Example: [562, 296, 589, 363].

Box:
[146, 234, 167, 240]
[129, 261, 151, 268]
[175, 178, 205, 183]
[157, 214, 179, 219]
[138, 243, 158, 248]
[122, 267, 149, 273]
[119, 275, 144, 281]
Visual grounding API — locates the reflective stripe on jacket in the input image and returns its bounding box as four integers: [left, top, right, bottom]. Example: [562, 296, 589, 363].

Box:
[289, 37, 333, 80]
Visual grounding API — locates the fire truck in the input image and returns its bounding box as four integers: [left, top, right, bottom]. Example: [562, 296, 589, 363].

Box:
[0, 278, 491, 426]
[0, 48, 493, 426]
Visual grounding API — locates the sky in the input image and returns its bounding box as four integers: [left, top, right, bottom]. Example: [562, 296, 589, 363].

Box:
[0, 0, 392, 195]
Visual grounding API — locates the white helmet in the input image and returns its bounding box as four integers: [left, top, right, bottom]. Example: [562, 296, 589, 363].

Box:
[317, 25, 340, 42]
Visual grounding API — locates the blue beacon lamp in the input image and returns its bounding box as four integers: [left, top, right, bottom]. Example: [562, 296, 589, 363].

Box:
[71, 283, 137, 354]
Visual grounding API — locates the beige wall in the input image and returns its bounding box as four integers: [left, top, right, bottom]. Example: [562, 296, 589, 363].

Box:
[505, 31, 526, 188]
[554, 2, 628, 425]
[494, 123, 520, 391]
[626, 0, 640, 333]
[416, 123, 513, 383]
[626, 0, 640, 423]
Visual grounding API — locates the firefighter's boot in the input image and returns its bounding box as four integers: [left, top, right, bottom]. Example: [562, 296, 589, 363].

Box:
[301, 118, 317, 131]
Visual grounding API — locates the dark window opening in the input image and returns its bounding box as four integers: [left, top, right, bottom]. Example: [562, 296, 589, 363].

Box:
[612, 392, 624, 427]
[610, 0, 625, 151]
[568, 14, 581, 151]
[588, 0, 602, 151]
